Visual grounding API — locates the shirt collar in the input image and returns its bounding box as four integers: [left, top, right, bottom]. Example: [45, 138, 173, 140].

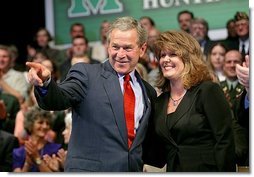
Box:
[117, 70, 136, 82]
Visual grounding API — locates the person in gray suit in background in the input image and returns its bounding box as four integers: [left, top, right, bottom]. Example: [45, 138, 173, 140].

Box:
[26, 16, 157, 172]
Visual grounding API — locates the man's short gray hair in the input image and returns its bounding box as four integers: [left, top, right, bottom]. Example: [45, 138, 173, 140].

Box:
[107, 16, 148, 47]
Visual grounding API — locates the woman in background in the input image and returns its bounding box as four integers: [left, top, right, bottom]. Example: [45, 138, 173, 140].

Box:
[206, 42, 228, 82]
[13, 107, 61, 172]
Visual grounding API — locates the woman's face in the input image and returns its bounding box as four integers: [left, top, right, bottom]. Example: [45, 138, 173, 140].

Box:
[62, 123, 71, 144]
[32, 118, 50, 138]
[210, 45, 226, 71]
[36, 29, 50, 47]
[159, 50, 184, 81]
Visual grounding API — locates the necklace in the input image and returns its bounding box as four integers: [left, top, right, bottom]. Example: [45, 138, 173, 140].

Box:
[170, 91, 186, 106]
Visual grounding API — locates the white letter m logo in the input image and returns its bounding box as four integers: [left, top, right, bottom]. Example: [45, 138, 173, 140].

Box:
[68, 0, 123, 17]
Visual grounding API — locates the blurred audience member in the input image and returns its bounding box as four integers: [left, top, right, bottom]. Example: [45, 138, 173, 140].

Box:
[60, 35, 100, 81]
[223, 19, 238, 48]
[189, 17, 214, 59]
[91, 20, 110, 62]
[206, 42, 228, 82]
[177, 10, 194, 33]
[43, 111, 72, 172]
[33, 28, 64, 68]
[13, 107, 61, 172]
[220, 50, 244, 109]
[0, 45, 28, 105]
[140, 16, 156, 34]
[62, 23, 89, 59]
[226, 12, 249, 61]
[0, 92, 20, 134]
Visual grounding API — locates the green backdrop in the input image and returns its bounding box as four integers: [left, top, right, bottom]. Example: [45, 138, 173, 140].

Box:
[50, 0, 249, 45]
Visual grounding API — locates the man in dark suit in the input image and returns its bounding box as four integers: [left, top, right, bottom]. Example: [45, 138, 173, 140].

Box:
[189, 17, 215, 59]
[0, 129, 19, 171]
[26, 16, 156, 172]
[225, 12, 249, 61]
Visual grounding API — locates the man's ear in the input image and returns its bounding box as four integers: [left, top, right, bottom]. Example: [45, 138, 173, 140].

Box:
[139, 42, 147, 58]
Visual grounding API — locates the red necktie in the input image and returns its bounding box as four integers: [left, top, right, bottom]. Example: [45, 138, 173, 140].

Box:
[124, 74, 135, 149]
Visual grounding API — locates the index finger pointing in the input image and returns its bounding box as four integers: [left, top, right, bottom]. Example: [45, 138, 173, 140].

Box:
[26, 62, 43, 69]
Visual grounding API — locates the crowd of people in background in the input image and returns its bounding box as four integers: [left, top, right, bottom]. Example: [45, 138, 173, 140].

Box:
[0, 10, 249, 172]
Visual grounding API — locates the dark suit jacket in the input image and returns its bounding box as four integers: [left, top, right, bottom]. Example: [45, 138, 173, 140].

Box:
[153, 81, 235, 172]
[35, 60, 156, 172]
[224, 39, 250, 61]
[0, 93, 20, 133]
[233, 90, 249, 166]
[0, 130, 19, 172]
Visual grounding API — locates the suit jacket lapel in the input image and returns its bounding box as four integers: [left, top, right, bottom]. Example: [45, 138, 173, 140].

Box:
[101, 61, 128, 146]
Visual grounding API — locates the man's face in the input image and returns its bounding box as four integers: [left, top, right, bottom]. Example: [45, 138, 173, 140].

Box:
[178, 13, 192, 32]
[227, 21, 237, 38]
[190, 23, 206, 42]
[140, 18, 153, 32]
[107, 29, 147, 75]
[36, 29, 50, 47]
[0, 49, 11, 71]
[235, 19, 249, 38]
[223, 51, 242, 79]
[71, 26, 84, 38]
[72, 38, 87, 57]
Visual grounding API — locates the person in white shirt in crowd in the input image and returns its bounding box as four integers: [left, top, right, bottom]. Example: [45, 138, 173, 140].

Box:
[90, 20, 110, 63]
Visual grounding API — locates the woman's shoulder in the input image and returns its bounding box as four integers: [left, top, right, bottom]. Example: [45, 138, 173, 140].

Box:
[196, 80, 220, 90]
[192, 81, 222, 97]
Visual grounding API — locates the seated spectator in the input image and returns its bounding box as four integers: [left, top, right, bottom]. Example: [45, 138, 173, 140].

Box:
[222, 18, 238, 49]
[90, 20, 110, 62]
[13, 107, 61, 172]
[43, 111, 72, 172]
[189, 17, 215, 60]
[33, 28, 64, 68]
[220, 50, 244, 108]
[177, 10, 194, 33]
[0, 92, 20, 134]
[206, 42, 228, 82]
[139, 16, 156, 34]
[61, 22, 87, 60]
[60, 35, 100, 81]
[226, 12, 249, 61]
[0, 45, 29, 105]
[14, 86, 60, 146]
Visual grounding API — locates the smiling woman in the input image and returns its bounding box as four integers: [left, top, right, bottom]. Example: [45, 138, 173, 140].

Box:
[12, 107, 61, 172]
[144, 30, 236, 172]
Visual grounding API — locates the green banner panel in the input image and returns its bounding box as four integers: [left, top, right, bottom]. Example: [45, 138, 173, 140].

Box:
[51, 0, 249, 45]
